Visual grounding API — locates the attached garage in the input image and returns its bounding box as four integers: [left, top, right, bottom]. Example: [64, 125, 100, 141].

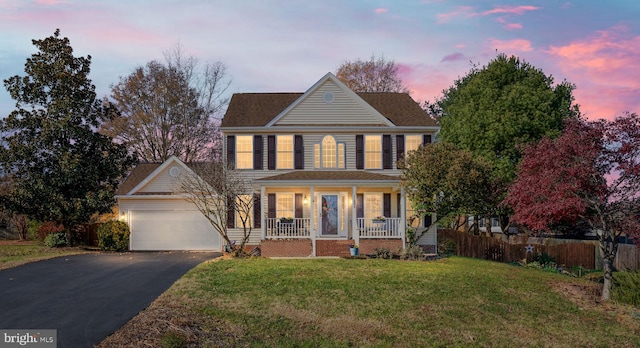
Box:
[116, 157, 224, 252]
[129, 210, 220, 251]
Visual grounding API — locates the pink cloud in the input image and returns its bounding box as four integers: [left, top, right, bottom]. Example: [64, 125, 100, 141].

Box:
[504, 23, 523, 30]
[436, 6, 473, 23]
[546, 26, 640, 120]
[488, 38, 533, 52]
[481, 5, 540, 16]
[374, 8, 388, 14]
[34, 0, 67, 5]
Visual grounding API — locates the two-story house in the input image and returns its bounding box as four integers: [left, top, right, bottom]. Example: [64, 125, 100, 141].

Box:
[116, 73, 439, 256]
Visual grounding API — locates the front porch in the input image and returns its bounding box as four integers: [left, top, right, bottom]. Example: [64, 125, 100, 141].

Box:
[261, 217, 406, 257]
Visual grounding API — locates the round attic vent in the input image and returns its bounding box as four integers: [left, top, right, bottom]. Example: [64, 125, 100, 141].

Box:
[323, 91, 334, 103]
[169, 166, 180, 177]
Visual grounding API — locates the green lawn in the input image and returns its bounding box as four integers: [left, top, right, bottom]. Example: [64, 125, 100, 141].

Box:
[118, 256, 639, 348]
[0, 242, 86, 270]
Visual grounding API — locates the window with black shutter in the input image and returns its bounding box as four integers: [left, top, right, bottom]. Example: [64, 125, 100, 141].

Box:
[267, 135, 276, 170]
[226, 135, 235, 169]
[383, 193, 391, 217]
[356, 135, 364, 169]
[253, 135, 263, 170]
[383, 134, 392, 169]
[396, 135, 405, 168]
[294, 135, 304, 169]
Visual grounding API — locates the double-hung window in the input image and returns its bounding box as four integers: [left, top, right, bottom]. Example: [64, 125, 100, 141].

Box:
[236, 136, 253, 169]
[277, 135, 293, 169]
[276, 193, 294, 219]
[235, 194, 254, 227]
[364, 193, 383, 220]
[405, 135, 422, 156]
[365, 135, 382, 169]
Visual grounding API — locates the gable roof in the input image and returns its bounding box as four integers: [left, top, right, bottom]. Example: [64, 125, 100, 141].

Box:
[116, 163, 161, 195]
[221, 73, 436, 128]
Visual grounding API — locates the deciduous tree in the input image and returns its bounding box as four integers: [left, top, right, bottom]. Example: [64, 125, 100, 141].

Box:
[175, 162, 255, 256]
[435, 54, 580, 230]
[402, 142, 495, 237]
[0, 30, 136, 243]
[335, 54, 409, 93]
[505, 115, 640, 300]
[102, 45, 230, 163]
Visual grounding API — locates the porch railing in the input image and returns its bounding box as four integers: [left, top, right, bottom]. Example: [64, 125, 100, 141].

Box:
[357, 218, 402, 238]
[265, 218, 311, 238]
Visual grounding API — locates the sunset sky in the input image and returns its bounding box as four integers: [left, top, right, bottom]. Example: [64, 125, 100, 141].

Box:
[1, 0, 639, 121]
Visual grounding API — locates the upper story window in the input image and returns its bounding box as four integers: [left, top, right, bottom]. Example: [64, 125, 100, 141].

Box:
[314, 135, 345, 169]
[405, 135, 422, 155]
[277, 135, 293, 169]
[365, 135, 382, 169]
[236, 135, 253, 169]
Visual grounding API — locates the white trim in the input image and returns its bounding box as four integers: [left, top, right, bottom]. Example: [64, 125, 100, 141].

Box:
[126, 156, 192, 195]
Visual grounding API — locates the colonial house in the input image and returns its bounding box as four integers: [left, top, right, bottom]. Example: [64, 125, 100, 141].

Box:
[116, 72, 439, 256]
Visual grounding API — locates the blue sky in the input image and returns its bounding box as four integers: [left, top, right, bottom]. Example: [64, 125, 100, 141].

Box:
[1, 0, 639, 121]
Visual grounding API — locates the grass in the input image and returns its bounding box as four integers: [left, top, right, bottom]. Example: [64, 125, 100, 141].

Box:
[0, 241, 86, 270]
[100, 256, 640, 347]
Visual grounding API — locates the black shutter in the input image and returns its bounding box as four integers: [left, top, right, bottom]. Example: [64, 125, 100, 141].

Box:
[356, 135, 364, 169]
[227, 196, 235, 228]
[396, 135, 405, 169]
[253, 194, 261, 228]
[253, 135, 263, 170]
[356, 194, 364, 218]
[423, 134, 432, 145]
[294, 135, 304, 169]
[383, 134, 392, 169]
[267, 135, 276, 170]
[226, 135, 235, 170]
[383, 193, 391, 217]
[295, 193, 303, 218]
[396, 193, 401, 218]
[267, 193, 276, 219]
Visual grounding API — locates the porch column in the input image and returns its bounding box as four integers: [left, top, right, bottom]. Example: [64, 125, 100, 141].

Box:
[352, 185, 358, 246]
[261, 186, 266, 239]
[310, 186, 316, 256]
[400, 186, 406, 249]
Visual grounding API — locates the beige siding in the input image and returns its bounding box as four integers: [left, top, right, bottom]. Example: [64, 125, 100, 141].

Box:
[228, 228, 262, 245]
[274, 81, 387, 126]
[138, 166, 179, 193]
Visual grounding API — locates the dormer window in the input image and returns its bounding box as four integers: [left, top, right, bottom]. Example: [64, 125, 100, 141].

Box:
[314, 135, 345, 169]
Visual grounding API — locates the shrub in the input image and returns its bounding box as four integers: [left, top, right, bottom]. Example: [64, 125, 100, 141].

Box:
[373, 248, 394, 259]
[613, 271, 640, 307]
[97, 221, 130, 252]
[44, 232, 67, 247]
[402, 245, 423, 261]
[438, 238, 457, 257]
[36, 221, 64, 241]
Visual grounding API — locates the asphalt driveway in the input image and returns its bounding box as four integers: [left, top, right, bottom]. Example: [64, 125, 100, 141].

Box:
[0, 251, 220, 348]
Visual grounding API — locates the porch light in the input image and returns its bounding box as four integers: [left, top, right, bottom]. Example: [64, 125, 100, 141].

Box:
[303, 195, 309, 205]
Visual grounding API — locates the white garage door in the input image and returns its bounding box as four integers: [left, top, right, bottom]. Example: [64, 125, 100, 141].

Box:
[129, 210, 221, 251]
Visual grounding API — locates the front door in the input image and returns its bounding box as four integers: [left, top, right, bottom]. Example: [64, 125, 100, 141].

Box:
[320, 194, 339, 235]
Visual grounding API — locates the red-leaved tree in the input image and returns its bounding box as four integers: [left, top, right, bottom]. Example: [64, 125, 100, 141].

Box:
[505, 114, 640, 300]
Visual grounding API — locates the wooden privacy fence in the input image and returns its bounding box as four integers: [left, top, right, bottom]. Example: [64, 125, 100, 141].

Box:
[615, 244, 640, 271]
[439, 229, 596, 269]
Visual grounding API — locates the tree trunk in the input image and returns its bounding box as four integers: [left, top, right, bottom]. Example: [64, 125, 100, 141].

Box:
[601, 256, 613, 301]
[485, 216, 493, 237]
[600, 233, 619, 301]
